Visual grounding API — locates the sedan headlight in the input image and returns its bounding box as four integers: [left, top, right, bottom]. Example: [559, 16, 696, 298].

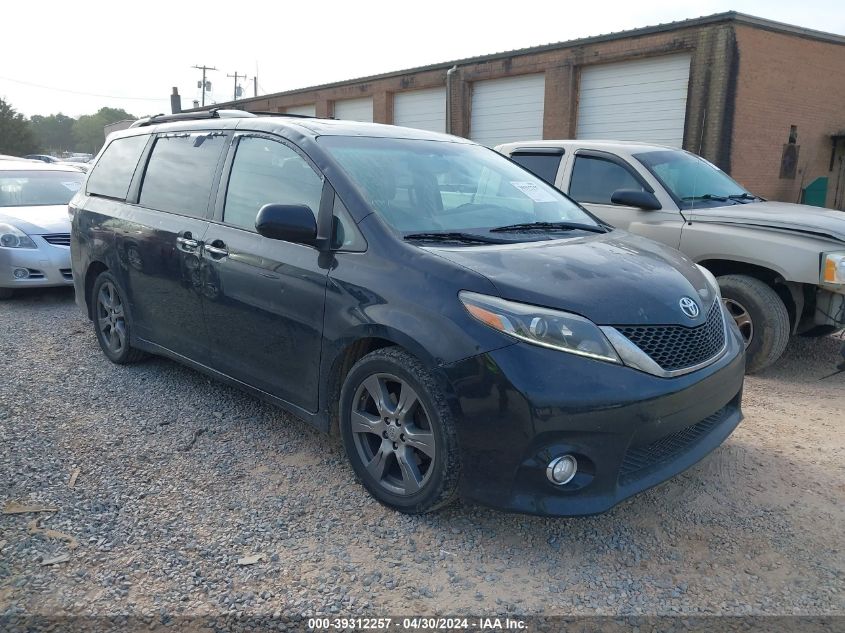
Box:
[822, 252, 845, 285]
[0, 223, 37, 249]
[459, 291, 621, 363]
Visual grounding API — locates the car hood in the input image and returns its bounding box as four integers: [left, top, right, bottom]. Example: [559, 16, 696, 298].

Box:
[689, 201, 845, 243]
[0, 205, 70, 235]
[427, 231, 715, 326]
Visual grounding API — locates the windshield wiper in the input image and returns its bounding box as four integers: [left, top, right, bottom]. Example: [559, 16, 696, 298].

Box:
[681, 194, 730, 202]
[403, 232, 506, 244]
[489, 221, 606, 234]
[727, 193, 762, 202]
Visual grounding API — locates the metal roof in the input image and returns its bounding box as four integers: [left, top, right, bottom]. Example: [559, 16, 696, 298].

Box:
[189, 11, 845, 113]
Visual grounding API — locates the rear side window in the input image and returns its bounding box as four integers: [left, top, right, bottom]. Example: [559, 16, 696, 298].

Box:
[510, 152, 562, 185]
[86, 135, 148, 200]
[139, 132, 227, 218]
[569, 155, 644, 204]
[223, 136, 323, 231]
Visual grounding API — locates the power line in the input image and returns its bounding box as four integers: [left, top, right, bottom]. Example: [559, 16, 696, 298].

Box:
[226, 71, 247, 101]
[192, 65, 217, 107]
[0, 74, 168, 102]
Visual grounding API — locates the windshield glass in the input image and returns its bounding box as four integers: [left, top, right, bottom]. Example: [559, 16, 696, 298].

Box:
[319, 136, 598, 235]
[633, 150, 754, 209]
[0, 170, 85, 207]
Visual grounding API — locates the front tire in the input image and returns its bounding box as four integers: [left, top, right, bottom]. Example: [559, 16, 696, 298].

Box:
[91, 271, 146, 364]
[339, 347, 460, 514]
[718, 274, 790, 373]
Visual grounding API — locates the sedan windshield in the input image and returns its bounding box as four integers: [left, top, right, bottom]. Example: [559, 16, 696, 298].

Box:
[0, 170, 85, 207]
[633, 150, 758, 209]
[319, 136, 599, 238]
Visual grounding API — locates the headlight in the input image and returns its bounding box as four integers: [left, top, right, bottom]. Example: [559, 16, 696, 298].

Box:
[459, 291, 621, 363]
[822, 252, 845, 285]
[0, 223, 37, 249]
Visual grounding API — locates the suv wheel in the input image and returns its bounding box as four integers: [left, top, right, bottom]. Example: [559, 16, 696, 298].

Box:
[339, 347, 460, 514]
[91, 271, 147, 364]
[718, 274, 790, 373]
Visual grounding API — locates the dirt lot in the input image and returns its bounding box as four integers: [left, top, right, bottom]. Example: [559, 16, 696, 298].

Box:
[1, 288, 843, 625]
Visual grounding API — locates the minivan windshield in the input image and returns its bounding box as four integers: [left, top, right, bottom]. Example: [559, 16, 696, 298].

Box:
[634, 150, 759, 209]
[319, 136, 600, 239]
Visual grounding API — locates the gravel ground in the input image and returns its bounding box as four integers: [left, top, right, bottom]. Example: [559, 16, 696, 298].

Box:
[1, 287, 844, 624]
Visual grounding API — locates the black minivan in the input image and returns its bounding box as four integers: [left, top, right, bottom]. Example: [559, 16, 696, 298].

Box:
[70, 110, 745, 516]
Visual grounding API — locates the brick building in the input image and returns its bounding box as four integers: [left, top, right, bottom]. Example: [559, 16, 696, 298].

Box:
[195, 12, 845, 209]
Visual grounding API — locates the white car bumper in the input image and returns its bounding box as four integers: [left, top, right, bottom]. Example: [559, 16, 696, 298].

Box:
[0, 234, 73, 289]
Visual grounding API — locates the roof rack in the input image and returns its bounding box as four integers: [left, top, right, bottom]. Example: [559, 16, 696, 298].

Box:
[130, 109, 257, 128]
[245, 111, 318, 119]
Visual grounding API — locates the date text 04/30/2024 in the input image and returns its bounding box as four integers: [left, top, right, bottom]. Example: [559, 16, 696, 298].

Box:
[307, 617, 527, 630]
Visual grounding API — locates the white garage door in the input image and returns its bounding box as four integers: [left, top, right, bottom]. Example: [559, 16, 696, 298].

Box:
[334, 97, 373, 122]
[577, 54, 691, 147]
[285, 104, 316, 116]
[393, 87, 446, 133]
[470, 74, 545, 147]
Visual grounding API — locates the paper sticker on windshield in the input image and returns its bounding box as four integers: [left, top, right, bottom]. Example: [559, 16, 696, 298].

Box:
[510, 181, 557, 203]
[62, 181, 82, 192]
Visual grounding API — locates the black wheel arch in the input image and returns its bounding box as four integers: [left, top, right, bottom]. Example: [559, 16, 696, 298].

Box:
[697, 259, 804, 333]
[84, 260, 109, 320]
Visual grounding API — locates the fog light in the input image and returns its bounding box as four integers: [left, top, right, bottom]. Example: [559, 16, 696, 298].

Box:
[546, 455, 578, 485]
[13, 268, 29, 279]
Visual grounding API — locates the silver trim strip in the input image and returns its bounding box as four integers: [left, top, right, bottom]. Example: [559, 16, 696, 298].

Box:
[600, 303, 729, 378]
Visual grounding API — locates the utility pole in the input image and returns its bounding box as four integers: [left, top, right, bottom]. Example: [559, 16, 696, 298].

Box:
[227, 71, 246, 101]
[254, 76, 258, 98]
[192, 64, 217, 107]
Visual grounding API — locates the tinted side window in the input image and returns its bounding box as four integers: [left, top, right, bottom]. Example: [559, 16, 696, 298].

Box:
[569, 155, 644, 204]
[223, 136, 323, 231]
[139, 132, 227, 217]
[510, 153, 562, 185]
[86, 135, 148, 200]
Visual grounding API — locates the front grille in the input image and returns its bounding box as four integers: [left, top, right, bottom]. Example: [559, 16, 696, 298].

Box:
[42, 233, 71, 246]
[60, 268, 73, 280]
[616, 300, 725, 371]
[618, 406, 729, 484]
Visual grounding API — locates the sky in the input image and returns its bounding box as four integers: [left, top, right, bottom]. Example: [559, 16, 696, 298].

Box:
[2, 0, 844, 119]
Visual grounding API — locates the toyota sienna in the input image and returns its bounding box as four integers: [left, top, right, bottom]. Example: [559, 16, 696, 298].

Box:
[70, 110, 745, 515]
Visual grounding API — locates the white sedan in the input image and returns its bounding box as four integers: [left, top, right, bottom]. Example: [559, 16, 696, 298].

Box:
[0, 160, 85, 299]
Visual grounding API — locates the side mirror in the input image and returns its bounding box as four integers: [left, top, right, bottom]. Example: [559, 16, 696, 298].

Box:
[255, 203, 317, 245]
[610, 189, 662, 211]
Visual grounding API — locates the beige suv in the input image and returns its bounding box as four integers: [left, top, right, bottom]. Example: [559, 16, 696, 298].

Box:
[496, 140, 845, 372]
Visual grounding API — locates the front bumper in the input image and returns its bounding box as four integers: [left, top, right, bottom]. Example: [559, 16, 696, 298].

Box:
[442, 322, 745, 516]
[0, 236, 73, 289]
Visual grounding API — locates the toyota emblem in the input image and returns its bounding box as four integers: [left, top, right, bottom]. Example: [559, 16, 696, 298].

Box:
[679, 297, 700, 318]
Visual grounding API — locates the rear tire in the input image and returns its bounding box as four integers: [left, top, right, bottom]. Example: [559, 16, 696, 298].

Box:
[339, 347, 460, 514]
[0, 288, 13, 300]
[718, 274, 790, 373]
[90, 271, 147, 364]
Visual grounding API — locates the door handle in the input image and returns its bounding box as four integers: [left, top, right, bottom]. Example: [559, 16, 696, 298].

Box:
[176, 236, 199, 249]
[204, 243, 229, 258]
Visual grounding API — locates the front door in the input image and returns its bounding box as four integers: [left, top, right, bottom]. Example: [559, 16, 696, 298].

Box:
[564, 151, 684, 249]
[123, 130, 229, 363]
[201, 133, 329, 413]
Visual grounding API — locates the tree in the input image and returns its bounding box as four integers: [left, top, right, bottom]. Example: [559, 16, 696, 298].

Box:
[72, 107, 135, 154]
[30, 113, 75, 155]
[0, 98, 37, 156]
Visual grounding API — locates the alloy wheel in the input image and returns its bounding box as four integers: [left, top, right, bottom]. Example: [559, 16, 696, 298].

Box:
[97, 281, 127, 355]
[723, 297, 753, 348]
[350, 373, 436, 496]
